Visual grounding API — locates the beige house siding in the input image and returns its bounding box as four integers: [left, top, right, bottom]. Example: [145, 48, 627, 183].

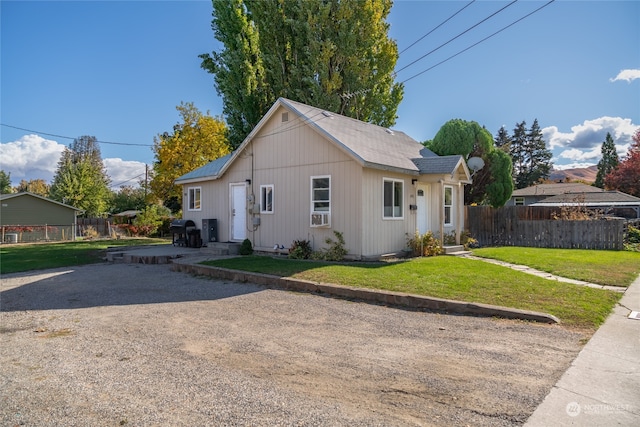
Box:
[0, 194, 78, 226]
[176, 99, 471, 258]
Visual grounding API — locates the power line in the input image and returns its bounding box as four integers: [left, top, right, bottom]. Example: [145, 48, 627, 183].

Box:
[0, 123, 153, 147]
[394, 0, 518, 76]
[400, 0, 556, 85]
[110, 173, 146, 189]
[399, 0, 476, 55]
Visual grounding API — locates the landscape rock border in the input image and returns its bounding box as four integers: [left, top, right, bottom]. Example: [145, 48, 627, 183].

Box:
[170, 262, 560, 324]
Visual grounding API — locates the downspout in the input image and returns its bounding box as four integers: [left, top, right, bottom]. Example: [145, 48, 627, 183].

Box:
[456, 182, 463, 245]
[439, 179, 444, 250]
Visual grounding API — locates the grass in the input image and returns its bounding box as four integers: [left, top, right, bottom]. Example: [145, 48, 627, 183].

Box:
[202, 253, 625, 330]
[0, 238, 169, 274]
[471, 247, 640, 287]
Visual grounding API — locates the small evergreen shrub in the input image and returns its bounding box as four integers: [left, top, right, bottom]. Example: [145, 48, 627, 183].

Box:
[239, 238, 253, 255]
[288, 239, 313, 259]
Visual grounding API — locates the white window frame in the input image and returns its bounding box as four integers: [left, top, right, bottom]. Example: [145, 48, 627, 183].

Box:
[260, 184, 274, 214]
[514, 196, 525, 206]
[383, 178, 404, 219]
[310, 175, 331, 227]
[188, 187, 201, 211]
[444, 185, 453, 226]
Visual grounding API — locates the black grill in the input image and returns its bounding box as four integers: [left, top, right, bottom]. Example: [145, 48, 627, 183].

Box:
[169, 219, 199, 247]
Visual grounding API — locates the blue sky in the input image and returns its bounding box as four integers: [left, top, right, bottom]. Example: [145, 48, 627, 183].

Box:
[1, 0, 638, 188]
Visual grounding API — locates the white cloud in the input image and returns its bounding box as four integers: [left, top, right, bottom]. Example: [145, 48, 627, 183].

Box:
[542, 116, 639, 163]
[104, 158, 147, 188]
[0, 134, 147, 188]
[609, 69, 640, 83]
[0, 134, 66, 182]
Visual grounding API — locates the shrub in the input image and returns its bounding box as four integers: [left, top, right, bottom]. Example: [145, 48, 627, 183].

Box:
[627, 225, 640, 244]
[239, 238, 253, 255]
[131, 205, 171, 237]
[406, 231, 442, 257]
[311, 231, 347, 261]
[83, 225, 100, 240]
[288, 239, 313, 259]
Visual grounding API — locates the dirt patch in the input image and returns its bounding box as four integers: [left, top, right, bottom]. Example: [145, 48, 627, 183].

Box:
[0, 263, 586, 426]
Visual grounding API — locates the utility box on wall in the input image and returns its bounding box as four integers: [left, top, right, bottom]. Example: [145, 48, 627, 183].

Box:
[202, 219, 218, 243]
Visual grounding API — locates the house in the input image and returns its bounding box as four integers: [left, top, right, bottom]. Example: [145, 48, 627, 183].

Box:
[505, 183, 604, 206]
[531, 191, 640, 219]
[0, 192, 82, 242]
[175, 98, 471, 259]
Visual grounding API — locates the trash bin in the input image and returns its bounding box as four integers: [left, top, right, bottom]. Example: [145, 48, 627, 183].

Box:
[188, 229, 202, 248]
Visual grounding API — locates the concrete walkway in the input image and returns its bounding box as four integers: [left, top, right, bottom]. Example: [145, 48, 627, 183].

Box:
[460, 254, 626, 292]
[525, 274, 640, 426]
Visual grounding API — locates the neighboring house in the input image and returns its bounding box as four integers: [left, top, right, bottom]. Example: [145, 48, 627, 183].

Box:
[0, 192, 82, 242]
[531, 191, 640, 219]
[175, 98, 471, 260]
[505, 183, 604, 206]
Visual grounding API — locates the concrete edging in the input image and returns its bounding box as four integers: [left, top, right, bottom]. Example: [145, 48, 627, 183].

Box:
[170, 262, 560, 324]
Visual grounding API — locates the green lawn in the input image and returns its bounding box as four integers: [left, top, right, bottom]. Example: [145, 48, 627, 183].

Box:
[471, 247, 640, 287]
[202, 254, 625, 330]
[0, 238, 169, 274]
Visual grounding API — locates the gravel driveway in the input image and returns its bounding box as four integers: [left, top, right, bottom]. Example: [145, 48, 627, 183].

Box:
[1, 262, 585, 426]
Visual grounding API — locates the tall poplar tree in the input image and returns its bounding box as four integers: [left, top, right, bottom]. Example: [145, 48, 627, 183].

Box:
[200, 0, 403, 148]
[594, 132, 619, 188]
[49, 136, 111, 216]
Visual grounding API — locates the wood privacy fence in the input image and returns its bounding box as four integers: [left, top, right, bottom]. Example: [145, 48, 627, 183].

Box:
[466, 206, 625, 250]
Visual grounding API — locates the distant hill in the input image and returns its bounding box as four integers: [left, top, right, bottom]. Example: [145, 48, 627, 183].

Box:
[548, 165, 598, 184]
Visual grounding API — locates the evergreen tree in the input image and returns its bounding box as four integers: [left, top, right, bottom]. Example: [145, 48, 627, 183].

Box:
[510, 121, 527, 187]
[494, 126, 511, 154]
[200, 0, 403, 148]
[509, 119, 552, 189]
[0, 170, 12, 194]
[594, 132, 619, 188]
[49, 136, 111, 216]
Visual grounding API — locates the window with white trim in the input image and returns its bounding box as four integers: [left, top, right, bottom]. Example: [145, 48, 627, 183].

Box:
[260, 184, 274, 213]
[383, 178, 404, 219]
[188, 187, 201, 211]
[444, 186, 453, 225]
[310, 176, 331, 227]
[514, 197, 525, 206]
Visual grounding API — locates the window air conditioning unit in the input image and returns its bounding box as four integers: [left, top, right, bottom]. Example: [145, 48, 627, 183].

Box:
[311, 212, 330, 227]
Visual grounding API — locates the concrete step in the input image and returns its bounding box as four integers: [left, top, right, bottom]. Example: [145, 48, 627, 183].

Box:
[201, 242, 241, 256]
[443, 245, 465, 254]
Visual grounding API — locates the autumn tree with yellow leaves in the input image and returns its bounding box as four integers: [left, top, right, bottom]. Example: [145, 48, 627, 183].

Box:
[150, 102, 230, 213]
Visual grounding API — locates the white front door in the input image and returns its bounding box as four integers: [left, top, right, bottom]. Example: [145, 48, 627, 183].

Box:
[230, 183, 247, 241]
[416, 185, 430, 235]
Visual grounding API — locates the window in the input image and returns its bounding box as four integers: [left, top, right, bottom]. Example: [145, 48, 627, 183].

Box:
[383, 178, 404, 219]
[444, 186, 453, 225]
[260, 184, 274, 213]
[311, 176, 331, 227]
[188, 187, 201, 211]
[514, 197, 525, 206]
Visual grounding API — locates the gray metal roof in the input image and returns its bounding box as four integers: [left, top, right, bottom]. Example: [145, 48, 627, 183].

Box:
[512, 183, 603, 197]
[175, 152, 233, 183]
[176, 98, 468, 183]
[532, 191, 640, 206]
